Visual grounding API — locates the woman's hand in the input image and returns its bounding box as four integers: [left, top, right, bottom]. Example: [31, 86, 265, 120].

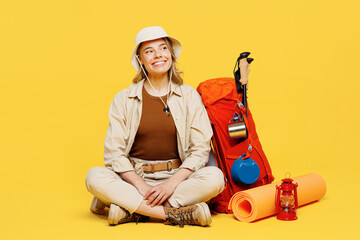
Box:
[144, 168, 194, 207]
[239, 58, 251, 88]
[119, 170, 152, 196]
[137, 182, 153, 197]
[144, 181, 177, 207]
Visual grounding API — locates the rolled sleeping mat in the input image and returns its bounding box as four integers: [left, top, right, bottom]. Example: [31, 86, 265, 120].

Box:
[228, 173, 326, 222]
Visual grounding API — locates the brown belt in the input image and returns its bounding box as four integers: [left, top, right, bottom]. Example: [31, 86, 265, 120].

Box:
[131, 159, 182, 173]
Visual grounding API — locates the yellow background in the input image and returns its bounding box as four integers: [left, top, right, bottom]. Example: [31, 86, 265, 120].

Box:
[1, 0, 359, 239]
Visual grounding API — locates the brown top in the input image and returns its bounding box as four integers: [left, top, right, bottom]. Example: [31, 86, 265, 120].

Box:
[129, 86, 180, 160]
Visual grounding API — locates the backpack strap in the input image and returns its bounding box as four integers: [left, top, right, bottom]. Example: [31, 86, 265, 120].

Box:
[237, 102, 254, 160]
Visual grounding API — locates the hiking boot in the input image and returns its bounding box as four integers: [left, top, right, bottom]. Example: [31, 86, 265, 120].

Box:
[108, 204, 149, 225]
[164, 202, 212, 227]
[90, 196, 106, 215]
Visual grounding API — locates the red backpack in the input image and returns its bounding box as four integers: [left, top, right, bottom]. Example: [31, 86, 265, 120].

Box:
[197, 77, 274, 213]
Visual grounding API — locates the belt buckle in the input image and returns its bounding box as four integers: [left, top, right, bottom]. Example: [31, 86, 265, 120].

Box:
[142, 163, 150, 173]
[167, 161, 173, 171]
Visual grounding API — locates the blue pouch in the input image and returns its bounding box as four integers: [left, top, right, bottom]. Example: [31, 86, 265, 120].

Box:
[231, 154, 260, 185]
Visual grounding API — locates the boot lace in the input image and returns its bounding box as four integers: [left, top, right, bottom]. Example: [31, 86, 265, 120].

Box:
[167, 208, 197, 228]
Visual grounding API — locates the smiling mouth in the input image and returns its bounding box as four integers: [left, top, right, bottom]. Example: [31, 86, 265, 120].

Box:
[152, 61, 166, 66]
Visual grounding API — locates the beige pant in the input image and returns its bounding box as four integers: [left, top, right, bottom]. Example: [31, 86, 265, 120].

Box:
[85, 159, 225, 214]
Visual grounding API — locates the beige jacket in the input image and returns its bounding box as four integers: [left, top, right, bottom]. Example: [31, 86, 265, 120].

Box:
[104, 79, 213, 173]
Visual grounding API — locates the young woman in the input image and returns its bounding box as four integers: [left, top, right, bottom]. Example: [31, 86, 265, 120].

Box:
[85, 26, 226, 227]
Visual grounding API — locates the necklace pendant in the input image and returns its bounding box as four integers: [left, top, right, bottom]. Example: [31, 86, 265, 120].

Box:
[163, 106, 170, 117]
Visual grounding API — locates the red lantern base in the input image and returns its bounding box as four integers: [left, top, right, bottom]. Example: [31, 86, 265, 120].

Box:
[277, 210, 298, 221]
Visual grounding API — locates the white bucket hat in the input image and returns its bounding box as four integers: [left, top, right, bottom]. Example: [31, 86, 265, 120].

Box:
[131, 26, 182, 71]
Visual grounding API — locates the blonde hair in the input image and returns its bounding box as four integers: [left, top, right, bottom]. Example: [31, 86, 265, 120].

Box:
[132, 37, 183, 84]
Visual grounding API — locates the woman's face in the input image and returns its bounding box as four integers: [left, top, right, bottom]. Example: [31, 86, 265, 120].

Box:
[138, 38, 172, 78]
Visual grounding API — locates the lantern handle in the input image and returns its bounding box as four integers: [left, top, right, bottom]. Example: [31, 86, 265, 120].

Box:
[285, 172, 291, 179]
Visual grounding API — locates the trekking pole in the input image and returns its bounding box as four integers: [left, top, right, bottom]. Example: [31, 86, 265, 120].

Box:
[233, 52, 254, 117]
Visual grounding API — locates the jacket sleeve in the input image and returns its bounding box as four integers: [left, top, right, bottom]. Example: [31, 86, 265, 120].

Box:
[179, 88, 213, 171]
[104, 91, 134, 173]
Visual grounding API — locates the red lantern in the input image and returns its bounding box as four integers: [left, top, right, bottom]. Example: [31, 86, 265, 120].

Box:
[275, 173, 298, 221]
